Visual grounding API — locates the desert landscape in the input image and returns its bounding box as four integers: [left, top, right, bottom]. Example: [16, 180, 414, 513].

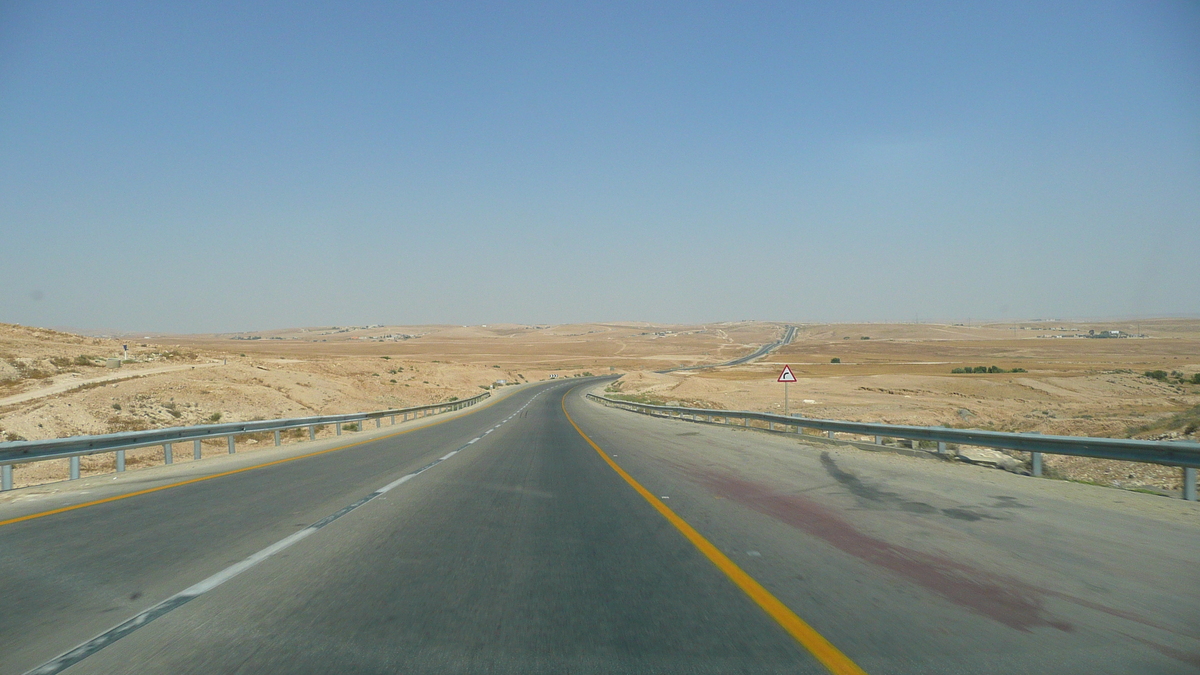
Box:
[2, 318, 1198, 493]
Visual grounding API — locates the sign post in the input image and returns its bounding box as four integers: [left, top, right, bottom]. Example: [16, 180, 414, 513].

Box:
[777, 365, 797, 416]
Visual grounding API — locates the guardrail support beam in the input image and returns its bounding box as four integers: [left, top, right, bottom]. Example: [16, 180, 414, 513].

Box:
[1031, 452, 1043, 477]
[2, 465, 12, 491]
[1184, 467, 1196, 501]
[164, 442, 173, 465]
[227, 435, 236, 454]
[194, 439, 202, 460]
[70, 456, 80, 480]
[274, 430, 281, 446]
[309, 425, 316, 440]
[116, 450, 125, 471]
[336, 423, 342, 436]
[376, 418, 381, 429]
[827, 430, 835, 439]
[875, 435, 883, 445]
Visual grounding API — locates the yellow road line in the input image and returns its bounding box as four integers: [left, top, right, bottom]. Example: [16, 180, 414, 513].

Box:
[0, 394, 510, 529]
[561, 389, 868, 675]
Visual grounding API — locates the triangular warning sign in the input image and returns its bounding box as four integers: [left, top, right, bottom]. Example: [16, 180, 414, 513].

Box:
[777, 365, 797, 383]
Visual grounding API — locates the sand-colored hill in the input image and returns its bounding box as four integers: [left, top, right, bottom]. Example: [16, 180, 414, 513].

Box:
[4, 318, 1198, 494]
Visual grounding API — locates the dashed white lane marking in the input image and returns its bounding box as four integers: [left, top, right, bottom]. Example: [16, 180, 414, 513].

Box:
[26, 388, 548, 675]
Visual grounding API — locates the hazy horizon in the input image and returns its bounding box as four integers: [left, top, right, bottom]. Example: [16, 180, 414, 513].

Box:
[4, 2, 1198, 333]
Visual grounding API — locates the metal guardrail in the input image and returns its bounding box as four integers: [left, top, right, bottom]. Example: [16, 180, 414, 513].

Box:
[587, 393, 1200, 500]
[0, 392, 491, 491]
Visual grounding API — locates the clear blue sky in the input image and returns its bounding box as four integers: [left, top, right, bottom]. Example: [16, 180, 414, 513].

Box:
[2, 1, 1197, 333]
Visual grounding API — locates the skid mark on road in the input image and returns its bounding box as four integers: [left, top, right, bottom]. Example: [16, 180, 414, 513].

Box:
[818, 452, 1001, 522]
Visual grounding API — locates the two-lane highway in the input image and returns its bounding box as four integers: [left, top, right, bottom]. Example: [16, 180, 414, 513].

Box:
[3, 380, 1198, 674]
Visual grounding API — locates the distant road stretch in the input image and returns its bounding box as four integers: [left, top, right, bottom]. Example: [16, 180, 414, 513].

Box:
[659, 324, 797, 373]
[1, 378, 1197, 674]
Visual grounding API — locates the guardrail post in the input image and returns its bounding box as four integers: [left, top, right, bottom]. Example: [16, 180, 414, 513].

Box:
[2, 465, 12, 491]
[309, 425, 316, 440]
[274, 430, 281, 446]
[116, 450, 126, 471]
[827, 430, 834, 439]
[194, 439, 202, 460]
[911, 439, 919, 450]
[376, 418, 381, 428]
[70, 456, 80, 480]
[164, 442, 173, 465]
[391, 415, 396, 425]
[938, 440, 947, 455]
[875, 435, 883, 445]
[743, 417, 749, 427]
[1183, 467, 1196, 501]
[1031, 452, 1043, 477]
[228, 435, 236, 454]
[336, 423, 342, 435]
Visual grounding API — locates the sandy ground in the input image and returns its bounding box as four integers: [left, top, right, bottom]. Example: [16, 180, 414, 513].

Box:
[603, 319, 1200, 494]
[3, 319, 1198, 494]
[0, 321, 780, 488]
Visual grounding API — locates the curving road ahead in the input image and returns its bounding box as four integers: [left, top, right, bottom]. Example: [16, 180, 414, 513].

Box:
[658, 324, 797, 373]
[1, 380, 1198, 674]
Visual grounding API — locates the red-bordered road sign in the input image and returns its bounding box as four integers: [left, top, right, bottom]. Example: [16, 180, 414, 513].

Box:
[777, 365, 797, 383]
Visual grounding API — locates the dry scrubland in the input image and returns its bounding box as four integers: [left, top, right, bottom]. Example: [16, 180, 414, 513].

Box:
[0, 321, 775, 488]
[2, 319, 1198, 495]
[606, 319, 1200, 495]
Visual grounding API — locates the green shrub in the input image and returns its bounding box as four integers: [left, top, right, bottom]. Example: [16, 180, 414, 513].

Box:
[1011, 368, 1027, 373]
[831, 358, 841, 364]
[74, 355, 96, 366]
[951, 367, 968, 374]
[342, 422, 360, 432]
[1144, 370, 1169, 382]
[1192, 373, 1200, 385]
[209, 412, 223, 422]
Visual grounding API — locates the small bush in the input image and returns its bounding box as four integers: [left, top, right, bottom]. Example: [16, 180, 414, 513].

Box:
[582, 372, 593, 377]
[49, 356, 72, 368]
[112, 403, 122, 411]
[1144, 370, 1169, 382]
[342, 422, 360, 432]
[448, 396, 459, 401]
[1192, 373, 1200, 385]
[390, 379, 397, 383]
[381, 356, 391, 360]
[209, 412, 223, 422]
[831, 358, 841, 364]
[860, 336, 870, 340]
[1011, 368, 1027, 373]
[74, 355, 96, 366]
[951, 367, 967, 374]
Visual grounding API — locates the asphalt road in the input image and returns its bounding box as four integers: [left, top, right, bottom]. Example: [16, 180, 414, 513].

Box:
[658, 325, 796, 373]
[2, 380, 1198, 674]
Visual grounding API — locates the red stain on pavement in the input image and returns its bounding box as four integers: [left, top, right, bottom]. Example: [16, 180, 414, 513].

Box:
[687, 466, 1073, 633]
